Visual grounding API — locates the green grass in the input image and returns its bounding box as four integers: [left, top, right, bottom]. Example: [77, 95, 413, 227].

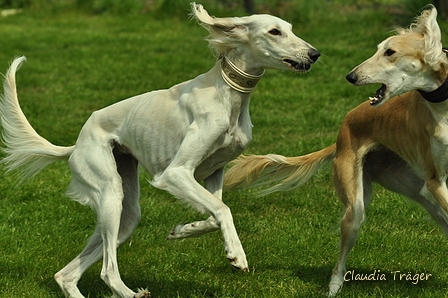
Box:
[0, 2, 448, 298]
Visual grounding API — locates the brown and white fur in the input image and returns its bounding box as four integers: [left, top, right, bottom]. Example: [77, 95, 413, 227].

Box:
[224, 5, 448, 296]
[0, 3, 320, 298]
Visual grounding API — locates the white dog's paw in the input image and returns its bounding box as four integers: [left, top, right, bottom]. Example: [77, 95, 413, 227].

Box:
[226, 247, 249, 271]
[133, 288, 150, 298]
[166, 224, 186, 240]
[227, 256, 249, 272]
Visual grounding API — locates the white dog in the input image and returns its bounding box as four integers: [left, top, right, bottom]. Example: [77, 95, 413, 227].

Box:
[0, 3, 319, 298]
[224, 5, 448, 296]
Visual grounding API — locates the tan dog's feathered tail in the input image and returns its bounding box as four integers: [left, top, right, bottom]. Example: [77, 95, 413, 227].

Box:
[224, 144, 336, 195]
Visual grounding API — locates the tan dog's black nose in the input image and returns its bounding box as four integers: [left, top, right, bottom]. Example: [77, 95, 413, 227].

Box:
[346, 72, 358, 84]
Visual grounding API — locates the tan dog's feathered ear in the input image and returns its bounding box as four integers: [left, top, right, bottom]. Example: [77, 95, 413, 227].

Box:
[409, 5, 445, 69]
[417, 5, 441, 41]
[421, 5, 444, 68]
[191, 2, 249, 55]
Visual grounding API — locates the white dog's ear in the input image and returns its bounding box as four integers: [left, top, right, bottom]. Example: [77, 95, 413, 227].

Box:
[191, 3, 245, 32]
[191, 2, 248, 54]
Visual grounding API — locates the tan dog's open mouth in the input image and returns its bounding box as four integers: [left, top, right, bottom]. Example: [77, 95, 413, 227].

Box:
[369, 84, 387, 106]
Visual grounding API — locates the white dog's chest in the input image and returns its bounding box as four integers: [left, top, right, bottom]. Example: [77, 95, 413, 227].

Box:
[195, 124, 252, 180]
[114, 89, 253, 181]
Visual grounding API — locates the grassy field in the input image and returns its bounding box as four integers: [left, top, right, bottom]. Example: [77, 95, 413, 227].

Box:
[0, 2, 447, 297]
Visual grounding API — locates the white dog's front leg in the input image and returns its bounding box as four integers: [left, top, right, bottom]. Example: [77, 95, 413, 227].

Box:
[166, 168, 224, 240]
[218, 208, 248, 271]
[152, 167, 248, 271]
[166, 216, 219, 240]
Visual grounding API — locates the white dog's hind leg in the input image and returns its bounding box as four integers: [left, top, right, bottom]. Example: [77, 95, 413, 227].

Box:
[60, 143, 144, 298]
[166, 168, 223, 240]
[54, 228, 103, 298]
[97, 179, 134, 297]
[96, 147, 148, 298]
[55, 149, 145, 298]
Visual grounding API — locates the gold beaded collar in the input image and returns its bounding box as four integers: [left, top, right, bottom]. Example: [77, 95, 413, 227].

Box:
[220, 57, 265, 93]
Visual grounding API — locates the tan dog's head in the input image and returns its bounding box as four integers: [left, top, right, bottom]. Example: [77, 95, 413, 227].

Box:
[346, 5, 448, 106]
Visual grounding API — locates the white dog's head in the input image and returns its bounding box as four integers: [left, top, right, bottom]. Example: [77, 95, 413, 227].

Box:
[191, 3, 320, 73]
[346, 5, 448, 106]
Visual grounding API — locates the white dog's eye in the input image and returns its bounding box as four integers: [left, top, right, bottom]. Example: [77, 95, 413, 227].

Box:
[268, 29, 281, 36]
[384, 49, 396, 56]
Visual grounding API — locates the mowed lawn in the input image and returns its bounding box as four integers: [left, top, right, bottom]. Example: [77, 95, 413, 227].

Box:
[0, 3, 448, 297]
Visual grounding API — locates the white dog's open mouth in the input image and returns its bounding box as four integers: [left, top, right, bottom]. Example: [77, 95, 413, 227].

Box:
[283, 59, 311, 72]
[369, 84, 387, 106]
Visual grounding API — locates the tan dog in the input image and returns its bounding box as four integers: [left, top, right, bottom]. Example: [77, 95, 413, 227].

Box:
[224, 5, 448, 296]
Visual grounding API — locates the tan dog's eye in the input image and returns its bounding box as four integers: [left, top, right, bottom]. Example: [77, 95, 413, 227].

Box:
[384, 49, 396, 56]
[268, 29, 281, 35]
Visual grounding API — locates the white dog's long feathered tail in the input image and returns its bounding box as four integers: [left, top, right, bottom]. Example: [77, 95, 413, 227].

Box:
[0, 57, 74, 183]
[224, 144, 336, 195]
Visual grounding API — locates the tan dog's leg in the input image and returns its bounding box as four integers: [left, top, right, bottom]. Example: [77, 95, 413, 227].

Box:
[425, 176, 448, 213]
[329, 145, 369, 296]
[366, 149, 448, 235]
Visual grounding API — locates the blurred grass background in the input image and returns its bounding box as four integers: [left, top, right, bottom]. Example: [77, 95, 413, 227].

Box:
[0, 0, 446, 18]
[0, 0, 447, 297]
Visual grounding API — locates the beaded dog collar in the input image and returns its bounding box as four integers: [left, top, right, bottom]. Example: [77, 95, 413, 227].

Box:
[221, 57, 265, 93]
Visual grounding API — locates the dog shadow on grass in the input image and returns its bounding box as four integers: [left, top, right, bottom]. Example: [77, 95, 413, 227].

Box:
[39, 272, 219, 298]
[34, 263, 446, 297]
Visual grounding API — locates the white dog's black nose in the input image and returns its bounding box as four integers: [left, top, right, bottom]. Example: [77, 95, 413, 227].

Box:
[346, 72, 358, 84]
[308, 49, 321, 62]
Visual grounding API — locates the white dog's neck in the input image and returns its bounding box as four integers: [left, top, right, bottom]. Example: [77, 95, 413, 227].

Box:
[220, 56, 265, 93]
